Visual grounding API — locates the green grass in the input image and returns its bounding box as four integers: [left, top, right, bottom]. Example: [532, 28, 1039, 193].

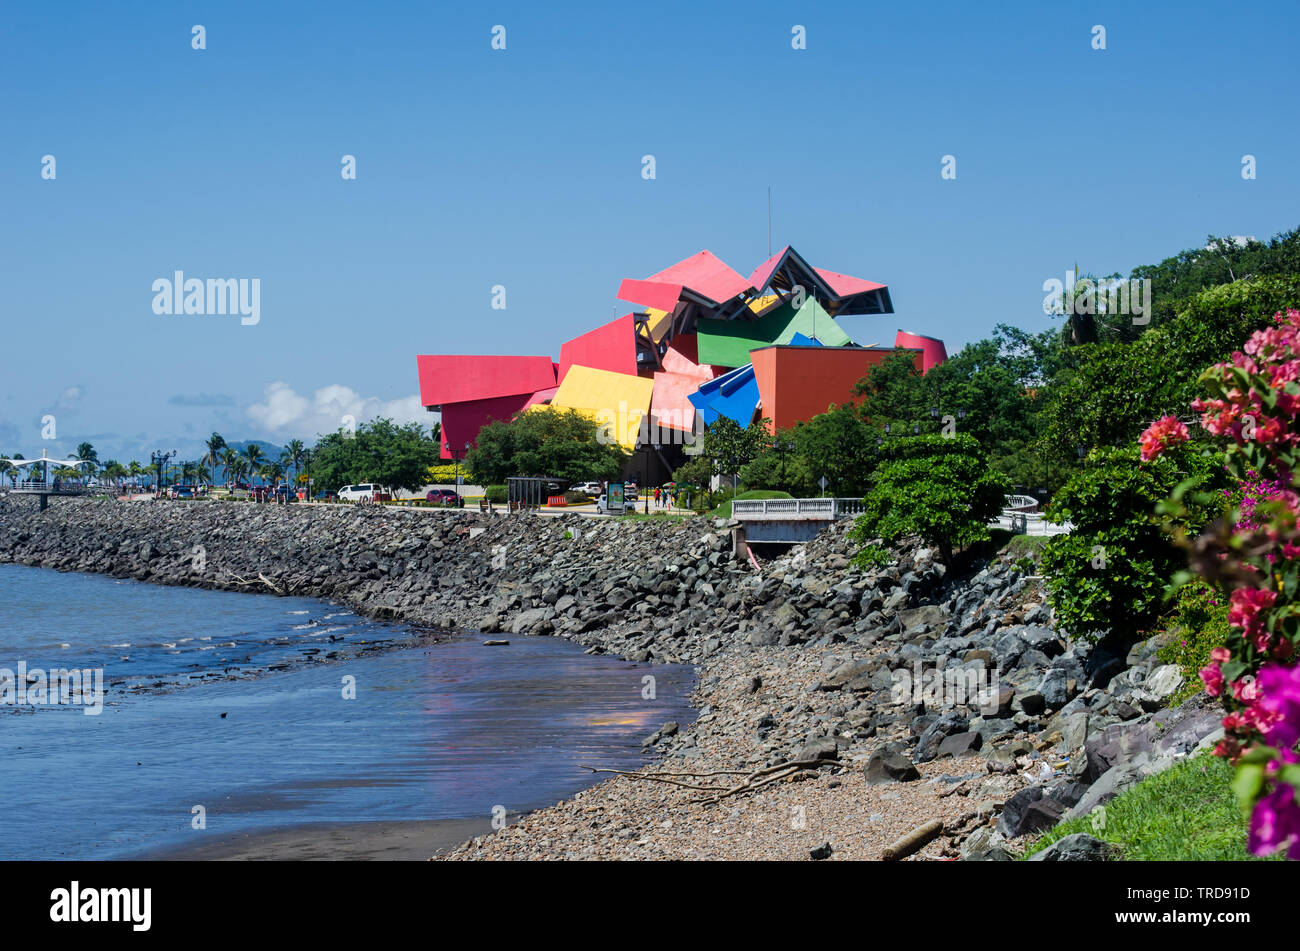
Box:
[999, 532, 1050, 561]
[706, 490, 793, 518]
[613, 509, 696, 521]
[1022, 753, 1276, 861]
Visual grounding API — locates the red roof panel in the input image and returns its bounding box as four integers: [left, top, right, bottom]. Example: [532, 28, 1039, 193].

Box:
[417, 354, 556, 407]
[646, 250, 752, 304]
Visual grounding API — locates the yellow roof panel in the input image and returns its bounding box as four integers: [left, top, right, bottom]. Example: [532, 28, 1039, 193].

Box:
[644, 307, 673, 342]
[545, 365, 654, 450]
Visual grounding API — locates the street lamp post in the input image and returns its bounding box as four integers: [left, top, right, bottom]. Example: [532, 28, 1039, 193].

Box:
[772, 439, 795, 482]
[151, 450, 176, 495]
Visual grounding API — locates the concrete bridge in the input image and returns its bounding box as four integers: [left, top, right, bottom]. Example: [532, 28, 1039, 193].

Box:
[730, 494, 1070, 552]
[730, 497, 866, 544]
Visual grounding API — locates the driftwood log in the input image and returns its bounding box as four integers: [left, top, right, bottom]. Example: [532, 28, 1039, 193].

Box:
[578, 756, 837, 804]
[880, 819, 944, 861]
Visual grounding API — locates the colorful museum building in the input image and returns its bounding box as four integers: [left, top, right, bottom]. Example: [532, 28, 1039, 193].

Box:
[416, 245, 946, 473]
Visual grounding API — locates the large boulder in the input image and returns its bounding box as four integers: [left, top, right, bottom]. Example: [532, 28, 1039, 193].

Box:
[864, 749, 921, 785]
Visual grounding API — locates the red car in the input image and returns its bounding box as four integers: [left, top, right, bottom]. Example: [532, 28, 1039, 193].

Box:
[426, 489, 463, 507]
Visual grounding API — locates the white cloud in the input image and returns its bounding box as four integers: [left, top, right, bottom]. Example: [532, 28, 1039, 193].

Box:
[53, 386, 83, 412]
[246, 382, 429, 438]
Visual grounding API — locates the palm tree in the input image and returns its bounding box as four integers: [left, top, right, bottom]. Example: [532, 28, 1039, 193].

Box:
[221, 448, 240, 487]
[281, 439, 306, 485]
[205, 433, 227, 486]
[244, 443, 264, 483]
[300, 448, 314, 497]
[261, 461, 284, 486]
[75, 442, 99, 477]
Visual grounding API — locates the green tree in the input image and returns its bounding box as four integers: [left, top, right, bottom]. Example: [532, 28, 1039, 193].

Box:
[849, 434, 1009, 568]
[281, 439, 306, 484]
[1041, 275, 1300, 467]
[243, 443, 264, 480]
[698, 416, 769, 491]
[465, 408, 627, 484]
[310, 418, 443, 492]
[204, 433, 227, 484]
[75, 442, 98, 474]
[221, 447, 241, 485]
[738, 428, 815, 496]
[791, 405, 876, 496]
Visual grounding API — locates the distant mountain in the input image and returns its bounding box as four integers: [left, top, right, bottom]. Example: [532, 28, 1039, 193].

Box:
[225, 440, 286, 459]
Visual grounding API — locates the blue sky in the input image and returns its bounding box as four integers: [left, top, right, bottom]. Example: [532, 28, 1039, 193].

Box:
[3, 0, 1298, 463]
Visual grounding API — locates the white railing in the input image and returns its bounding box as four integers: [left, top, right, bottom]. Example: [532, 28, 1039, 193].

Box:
[731, 497, 864, 519]
[9, 480, 93, 494]
[992, 512, 1071, 537]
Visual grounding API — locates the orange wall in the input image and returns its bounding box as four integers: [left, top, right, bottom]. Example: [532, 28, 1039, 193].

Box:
[751, 346, 922, 431]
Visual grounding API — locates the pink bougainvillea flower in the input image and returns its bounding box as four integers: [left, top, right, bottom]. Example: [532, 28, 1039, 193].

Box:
[1138, 415, 1190, 461]
[1200, 663, 1224, 697]
[1248, 784, 1300, 859]
[1254, 663, 1300, 749]
[1228, 587, 1276, 641]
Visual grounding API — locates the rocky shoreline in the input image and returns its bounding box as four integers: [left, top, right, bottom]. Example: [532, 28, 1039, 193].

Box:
[0, 496, 1219, 860]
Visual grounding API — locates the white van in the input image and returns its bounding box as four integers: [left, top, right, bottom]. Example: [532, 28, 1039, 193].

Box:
[338, 483, 388, 502]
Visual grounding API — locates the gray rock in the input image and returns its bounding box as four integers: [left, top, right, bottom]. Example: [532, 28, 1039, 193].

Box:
[795, 737, 840, 762]
[1013, 690, 1045, 715]
[1028, 833, 1113, 862]
[864, 749, 921, 785]
[1039, 668, 1069, 709]
[935, 731, 983, 758]
[997, 786, 1044, 838]
[913, 711, 970, 763]
[1145, 664, 1184, 701]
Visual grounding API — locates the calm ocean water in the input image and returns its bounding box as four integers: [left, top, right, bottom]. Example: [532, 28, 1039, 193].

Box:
[0, 564, 694, 859]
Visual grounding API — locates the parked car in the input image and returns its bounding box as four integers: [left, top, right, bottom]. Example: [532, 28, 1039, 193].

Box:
[338, 483, 390, 502]
[595, 492, 633, 515]
[270, 484, 297, 502]
[426, 489, 463, 507]
[170, 484, 196, 500]
[573, 482, 602, 496]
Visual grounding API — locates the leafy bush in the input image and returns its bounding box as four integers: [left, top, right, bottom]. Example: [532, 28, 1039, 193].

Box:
[1040, 445, 1225, 644]
[1156, 581, 1231, 705]
[849, 433, 1009, 567]
[484, 484, 508, 503]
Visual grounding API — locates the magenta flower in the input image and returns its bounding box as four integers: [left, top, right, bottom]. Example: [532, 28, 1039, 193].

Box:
[1255, 663, 1300, 749]
[1228, 587, 1276, 643]
[1249, 784, 1300, 859]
